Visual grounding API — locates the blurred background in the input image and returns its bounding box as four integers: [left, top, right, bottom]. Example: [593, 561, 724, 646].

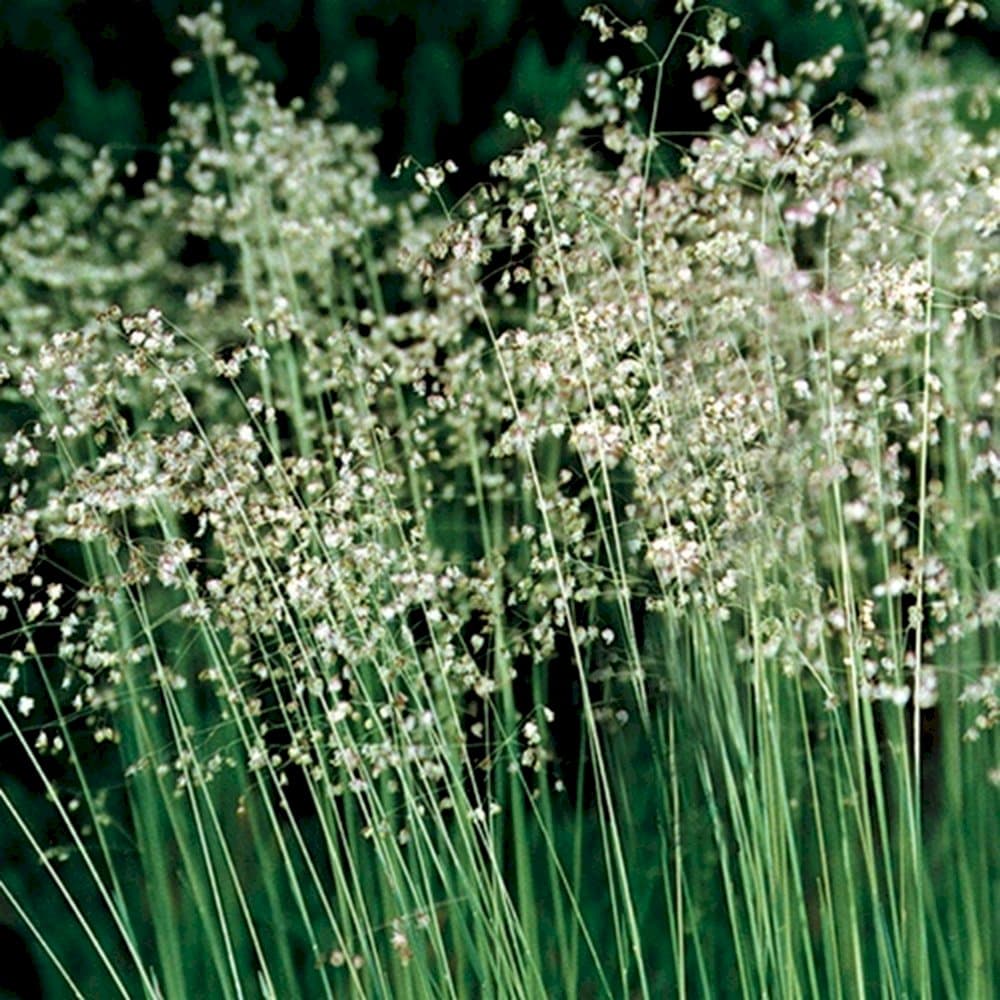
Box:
[0, 0, 996, 194]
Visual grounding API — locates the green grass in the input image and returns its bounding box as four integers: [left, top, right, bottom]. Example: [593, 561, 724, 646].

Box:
[0, 4, 997, 997]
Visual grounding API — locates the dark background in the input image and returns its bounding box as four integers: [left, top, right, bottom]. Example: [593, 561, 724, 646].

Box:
[1, 0, 995, 191]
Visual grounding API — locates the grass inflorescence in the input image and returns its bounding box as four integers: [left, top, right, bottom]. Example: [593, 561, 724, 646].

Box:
[0, 2, 997, 997]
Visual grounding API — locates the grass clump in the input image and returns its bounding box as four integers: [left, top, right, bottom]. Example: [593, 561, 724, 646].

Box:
[0, 2, 997, 997]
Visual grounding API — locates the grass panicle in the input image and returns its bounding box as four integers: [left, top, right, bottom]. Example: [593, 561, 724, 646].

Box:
[0, 2, 997, 997]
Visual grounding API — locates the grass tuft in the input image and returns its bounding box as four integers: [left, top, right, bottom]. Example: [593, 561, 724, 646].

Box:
[0, 3, 997, 997]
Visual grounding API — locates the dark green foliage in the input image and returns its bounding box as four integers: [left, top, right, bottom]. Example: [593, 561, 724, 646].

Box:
[3, 0, 995, 192]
